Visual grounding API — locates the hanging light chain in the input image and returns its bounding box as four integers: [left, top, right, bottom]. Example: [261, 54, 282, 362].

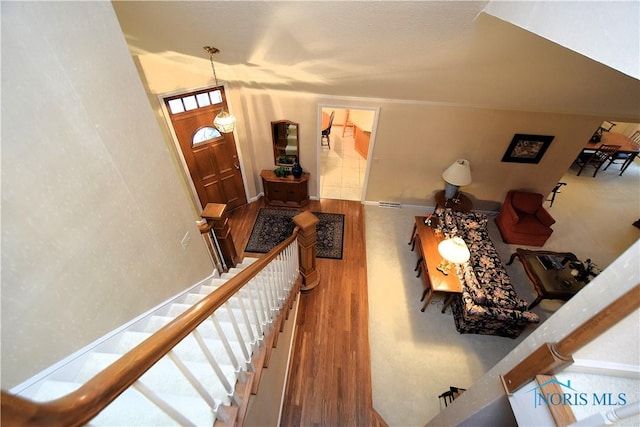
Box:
[203, 45, 236, 133]
[203, 46, 220, 86]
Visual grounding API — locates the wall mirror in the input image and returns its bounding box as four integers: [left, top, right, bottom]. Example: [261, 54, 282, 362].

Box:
[271, 120, 299, 166]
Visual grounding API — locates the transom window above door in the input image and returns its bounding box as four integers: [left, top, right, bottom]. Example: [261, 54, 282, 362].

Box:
[166, 89, 223, 114]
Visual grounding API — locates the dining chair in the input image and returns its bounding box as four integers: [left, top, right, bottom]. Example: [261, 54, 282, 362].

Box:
[575, 144, 621, 177]
[342, 109, 355, 137]
[321, 111, 334, 149]
[413, 234, 424, 278]
[546, 182, 567, 207]
[603, 137, 639, 176]
[438, 386, 467, 408]
[603, 151, 633, 175]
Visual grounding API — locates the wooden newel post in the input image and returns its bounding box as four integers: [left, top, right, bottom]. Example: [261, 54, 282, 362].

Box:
[293, 211, 320, 291]
[201, 203, 240, 269]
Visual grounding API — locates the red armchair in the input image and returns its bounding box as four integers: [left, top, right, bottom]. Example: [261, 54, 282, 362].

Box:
[494, 191, 555, 246]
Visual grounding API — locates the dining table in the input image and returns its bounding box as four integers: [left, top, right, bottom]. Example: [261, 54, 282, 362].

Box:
[582, 131, 639, 175]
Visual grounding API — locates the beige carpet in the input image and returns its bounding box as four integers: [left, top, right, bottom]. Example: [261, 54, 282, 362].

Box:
[366, 160, 640, 426]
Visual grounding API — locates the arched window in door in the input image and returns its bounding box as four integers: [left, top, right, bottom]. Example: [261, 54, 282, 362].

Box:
[192, 126, 221, 147]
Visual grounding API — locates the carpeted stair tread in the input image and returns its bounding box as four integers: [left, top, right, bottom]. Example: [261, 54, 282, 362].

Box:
[92, 387, 215, 427]
[198, 284, 267, 299]
[235, 257, 259, 268]
[26, 380, 215, 427]
[146, 314, 258, 348]
[168, 302, 244, 321]
[24, 379, 81, 402]
[206, 278, 229, 288]
[167, 303, 261, 334]
[114, 331, 240, 372]
[74, 353, 232, 403]
[144, 316, 256, 369]
[11, 253, 294, 426]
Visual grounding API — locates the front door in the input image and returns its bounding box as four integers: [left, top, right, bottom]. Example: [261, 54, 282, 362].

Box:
[166, 87, 247, 211]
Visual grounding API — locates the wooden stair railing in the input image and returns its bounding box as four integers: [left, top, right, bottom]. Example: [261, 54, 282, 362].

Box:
[1, 227, 303, 427]
[499, 284, 639, 427]
[501, 284, 640, 394]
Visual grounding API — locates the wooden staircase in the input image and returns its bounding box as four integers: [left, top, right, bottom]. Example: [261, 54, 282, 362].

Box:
[2, 229, 303, 427]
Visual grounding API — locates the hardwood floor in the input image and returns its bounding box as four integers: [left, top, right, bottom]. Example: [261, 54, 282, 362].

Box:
[228, 198, 387, 427]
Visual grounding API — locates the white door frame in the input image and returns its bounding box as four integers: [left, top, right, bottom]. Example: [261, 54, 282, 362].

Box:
[157, 83, 250, 212]
[316, 103, 381, 202]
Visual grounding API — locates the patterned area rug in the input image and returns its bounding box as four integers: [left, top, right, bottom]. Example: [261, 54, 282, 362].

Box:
[244, 208, 345, 259]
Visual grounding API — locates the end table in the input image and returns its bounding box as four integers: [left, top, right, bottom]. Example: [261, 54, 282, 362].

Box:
[434, 190, 473, 212]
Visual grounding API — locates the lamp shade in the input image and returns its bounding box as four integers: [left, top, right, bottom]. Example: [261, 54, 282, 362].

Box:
[213, 110, 236, 133]
[437, 237, 470, 264]
[442, 159, 472, 186]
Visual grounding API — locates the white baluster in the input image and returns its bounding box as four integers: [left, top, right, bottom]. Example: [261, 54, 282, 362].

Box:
[261, 267, 276, 321]
[277, 252, 286, 302]
[243, 284, 265, 341]
[267, 262, 280, 312]
[133, 380, 197, 426]
[191, 329, 234, 394]
[285, 243, 294, 289]
[167, 350, 217, 408]
[234, 290, 257, 348]
[210, 314, 245, 381]
[250, 275, 268, 329]
[223, 302, 252, 369]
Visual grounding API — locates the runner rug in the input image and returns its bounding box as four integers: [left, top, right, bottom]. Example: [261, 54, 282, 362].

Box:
[244, 208, 345, 259]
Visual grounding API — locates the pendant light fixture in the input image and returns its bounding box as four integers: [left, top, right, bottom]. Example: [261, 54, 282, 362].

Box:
[204, 46, 236, 133]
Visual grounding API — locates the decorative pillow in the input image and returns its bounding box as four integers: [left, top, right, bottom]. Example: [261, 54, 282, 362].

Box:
[511, 192, 543, 215]
[457, 263, 487, 305]
[439, 209, 459, 237]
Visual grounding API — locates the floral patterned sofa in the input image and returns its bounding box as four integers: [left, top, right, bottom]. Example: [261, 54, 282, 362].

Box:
[435, 208, 540, 338]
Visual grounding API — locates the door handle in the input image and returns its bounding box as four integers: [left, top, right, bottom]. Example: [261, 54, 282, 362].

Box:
[234, 162, 240, 170]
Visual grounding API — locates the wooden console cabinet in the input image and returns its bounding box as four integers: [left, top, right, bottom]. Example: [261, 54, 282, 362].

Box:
[354, 125, 370, 159]
[261, 169, 310, 208]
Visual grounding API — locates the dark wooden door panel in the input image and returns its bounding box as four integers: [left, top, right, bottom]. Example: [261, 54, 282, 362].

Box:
[192, 147, 218, 181]
[212, 141, 236, 173]
[220, 175, 242, 206]
[204, 181, 225, 204]
[167, 87, 247, 211]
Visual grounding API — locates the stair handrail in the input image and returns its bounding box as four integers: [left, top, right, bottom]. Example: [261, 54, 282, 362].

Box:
[1, 228, 300, 427]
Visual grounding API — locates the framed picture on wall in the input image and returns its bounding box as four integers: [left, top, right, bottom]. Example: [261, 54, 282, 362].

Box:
[501, 134, 554, 164]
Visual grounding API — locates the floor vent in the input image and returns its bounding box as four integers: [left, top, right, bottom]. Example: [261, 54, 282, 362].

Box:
[378, 201, 401, 209]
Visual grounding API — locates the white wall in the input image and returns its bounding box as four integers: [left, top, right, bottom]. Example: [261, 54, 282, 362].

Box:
[611, 121, 640, 137]
[1, 2, 213, 388]
[133, 57, 618, 212]
[126, 13, 640, 213]
[484, 0, 640, 80]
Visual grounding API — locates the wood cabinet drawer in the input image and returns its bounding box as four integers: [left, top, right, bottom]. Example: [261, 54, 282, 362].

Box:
[261, 170, 310, 208]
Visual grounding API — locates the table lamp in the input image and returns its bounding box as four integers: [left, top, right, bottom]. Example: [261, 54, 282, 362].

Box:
[442, 159, 472, 200]
[436, 237, 470, 275]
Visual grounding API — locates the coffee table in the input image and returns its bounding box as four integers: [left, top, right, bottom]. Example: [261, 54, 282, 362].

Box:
[408, 191, 473, 250]
[414, 216, 463, 312]
[506, 248, 589, 309]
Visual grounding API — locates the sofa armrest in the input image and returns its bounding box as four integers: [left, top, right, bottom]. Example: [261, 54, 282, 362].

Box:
[485, 305, 540, 323]
[535, 207, 556, 227]
[464, 298, 540, 324]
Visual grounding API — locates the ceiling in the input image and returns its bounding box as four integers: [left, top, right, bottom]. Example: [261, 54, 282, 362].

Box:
[112, 1, 640, 118]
